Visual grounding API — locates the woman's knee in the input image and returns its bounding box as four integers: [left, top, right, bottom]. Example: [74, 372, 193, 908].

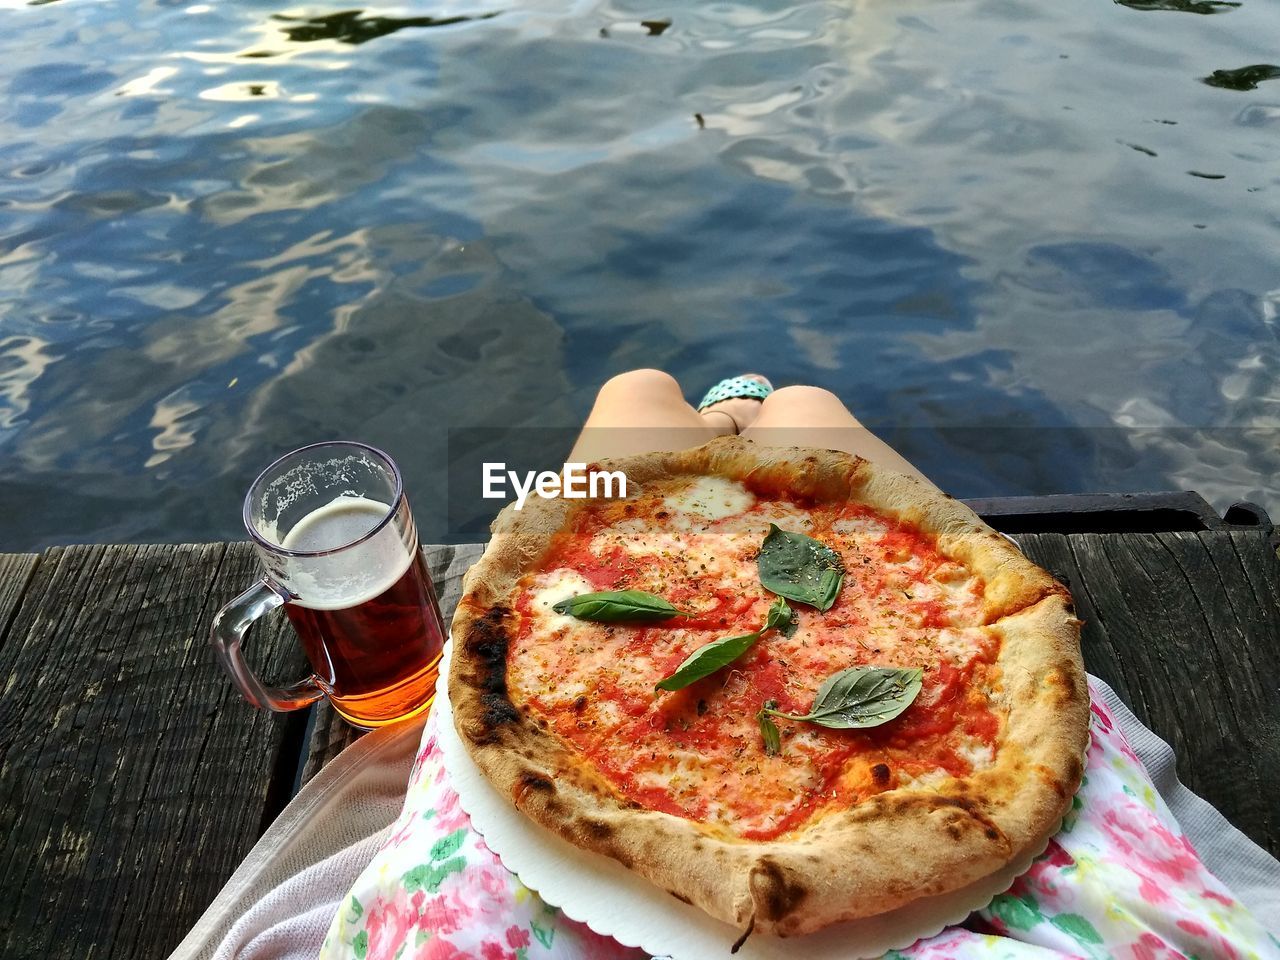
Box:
[761, 384, 843, 409]
[596, 368, 682, 399]
[753, 384, 864, 429]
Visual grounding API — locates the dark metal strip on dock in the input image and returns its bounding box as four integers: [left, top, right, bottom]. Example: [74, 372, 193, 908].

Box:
[968, 490, 1273, 534]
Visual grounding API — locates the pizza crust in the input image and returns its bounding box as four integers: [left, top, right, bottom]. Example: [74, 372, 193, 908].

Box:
[449, 437, 1089, 936]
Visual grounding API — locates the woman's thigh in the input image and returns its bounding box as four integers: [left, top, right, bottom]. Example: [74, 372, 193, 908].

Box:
[740, 386, 933, 485]
[568, 369, 722, 462]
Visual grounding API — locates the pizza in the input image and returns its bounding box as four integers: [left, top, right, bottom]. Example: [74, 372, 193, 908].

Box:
[449, 437, 1088, 937]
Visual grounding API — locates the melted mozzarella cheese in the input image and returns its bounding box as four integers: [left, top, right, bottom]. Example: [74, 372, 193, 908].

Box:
[933, 627, 991, 666]
[897, 768, 951, 790]
[631, 748, 708, 793]
[663, 476, 754, 520]
[833, 514, 890, 538]
[593, 528, 748, 580]
[528, 569, 597, 624]
[747, 499, 813, 530]
[513, 569, 635, 703]
[955, 740, 996, 771]
[630, 747, 826, 833]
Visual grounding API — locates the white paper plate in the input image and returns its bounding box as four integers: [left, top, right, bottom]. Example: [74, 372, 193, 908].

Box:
[436, 641, 1057, 959]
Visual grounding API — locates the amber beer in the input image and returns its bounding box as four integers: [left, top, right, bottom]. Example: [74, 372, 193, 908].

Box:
[211, 442, 445, 729]
[280, 496, 445, 726]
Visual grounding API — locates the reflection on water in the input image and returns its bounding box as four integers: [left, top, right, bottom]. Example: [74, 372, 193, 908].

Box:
[1202, 64, 1280, 91]
[265, 9, 500, 48]
[0, 0, 1277, 550]
[0, 336, 59, 436]
[1115, 0, 1239, 13]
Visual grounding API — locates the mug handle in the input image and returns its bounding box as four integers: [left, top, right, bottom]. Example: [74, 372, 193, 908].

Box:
[210, 578, 325, 712]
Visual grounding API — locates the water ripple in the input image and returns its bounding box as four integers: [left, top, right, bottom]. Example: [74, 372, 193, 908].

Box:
[0, 0, 1277, 547]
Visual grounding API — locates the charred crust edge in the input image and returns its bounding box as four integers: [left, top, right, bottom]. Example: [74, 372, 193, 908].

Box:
[463, 606, 520, 739]
[749, 858, 808, 923]
[517, 771, 554, 793]
[730, 917, 755, 954]
[926, 795, 1010, 849]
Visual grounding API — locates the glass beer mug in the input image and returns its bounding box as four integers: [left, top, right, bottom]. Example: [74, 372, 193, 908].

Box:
[211, 441, 446, 728]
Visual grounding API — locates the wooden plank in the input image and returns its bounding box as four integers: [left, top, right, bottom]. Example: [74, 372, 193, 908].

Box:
[300, 543, 486, 785]
[1017, 530, 1279, 856]
[1119, 531, 1275, 852]
[1014, 533, 1135, 706]
[0, 542, 310, 960]
[0, 553, 39, 649]
[1226, 529, 1280, 619]
[1179, 531, 1280, 851]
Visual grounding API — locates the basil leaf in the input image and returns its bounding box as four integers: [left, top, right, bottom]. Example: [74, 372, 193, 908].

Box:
[553, 590, 685, 622]
[655, 628, 762, 691]
[757, 704, 782, 757]
[777, 603, 799, 639]
[763, 595, 793, 633]
[789, 666, 923, 729]
[757, 524, 845, 611]
[655, 598, 792, 692]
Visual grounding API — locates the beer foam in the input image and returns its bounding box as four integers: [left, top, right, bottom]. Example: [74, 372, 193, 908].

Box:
[278, 496, 413, 610]
[281, 495, 389, 552]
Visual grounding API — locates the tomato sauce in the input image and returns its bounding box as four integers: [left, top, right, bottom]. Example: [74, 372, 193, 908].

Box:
[509, 487, 1004, 841]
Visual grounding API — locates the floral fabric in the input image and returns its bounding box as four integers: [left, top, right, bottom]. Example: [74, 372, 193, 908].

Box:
[321, 682, 1279, 960]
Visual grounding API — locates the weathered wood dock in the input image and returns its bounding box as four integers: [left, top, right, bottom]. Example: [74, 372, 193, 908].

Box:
[0, 499, 1276, 959]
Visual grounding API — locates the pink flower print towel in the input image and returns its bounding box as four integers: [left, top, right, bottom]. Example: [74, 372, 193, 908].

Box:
[322, 680, 1279, 960]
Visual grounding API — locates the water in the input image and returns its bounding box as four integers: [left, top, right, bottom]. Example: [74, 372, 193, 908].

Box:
[2, 0, 1276, 550]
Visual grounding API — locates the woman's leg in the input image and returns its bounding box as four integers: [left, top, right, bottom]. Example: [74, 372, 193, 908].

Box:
[568, 369, 730, 463]
[740, 386, 934, 485]
[569, 373, 932, 487]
